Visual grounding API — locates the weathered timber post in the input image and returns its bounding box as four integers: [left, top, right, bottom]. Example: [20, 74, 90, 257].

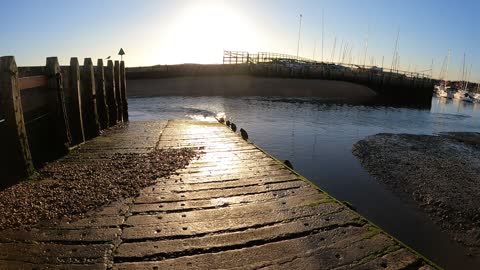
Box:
[105, 60, 118, 126]
[46, 57, 71, 154]
[67, 58, 85, 145]
[95, 59, 109, 129]
[120, 61, 128, 121]
[81, 58, 100, 139]
[0, 56, 35, 178]
[114, 60, 123, 122]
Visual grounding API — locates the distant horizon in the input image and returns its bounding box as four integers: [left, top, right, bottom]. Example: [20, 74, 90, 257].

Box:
[1, 0, 479, 81]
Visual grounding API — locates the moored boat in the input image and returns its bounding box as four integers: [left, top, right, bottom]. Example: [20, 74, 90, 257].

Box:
[453, 90, 474, 102]
[473, 93, 480, 103]
[435, 84, 453, 99]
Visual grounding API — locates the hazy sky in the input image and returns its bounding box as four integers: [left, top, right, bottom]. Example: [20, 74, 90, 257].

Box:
[1, 0, 479, 81]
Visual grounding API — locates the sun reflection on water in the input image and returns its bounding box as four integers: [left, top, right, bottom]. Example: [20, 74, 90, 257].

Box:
[186, 112, 226, 122]
[186, 114, 217, 122]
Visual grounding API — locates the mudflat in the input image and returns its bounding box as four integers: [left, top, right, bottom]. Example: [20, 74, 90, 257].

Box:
[353, 132, 480, 258]
[127, 75, 377, 102]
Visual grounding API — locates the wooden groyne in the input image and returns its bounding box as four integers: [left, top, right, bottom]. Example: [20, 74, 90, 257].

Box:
[0, 120, 438, 269]
[0, 56, 128, 185]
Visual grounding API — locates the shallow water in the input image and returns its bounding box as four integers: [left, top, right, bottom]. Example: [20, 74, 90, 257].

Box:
[129, 96, 480, 269]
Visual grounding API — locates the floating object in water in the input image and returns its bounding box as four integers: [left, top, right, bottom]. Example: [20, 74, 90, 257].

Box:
[284, 160, 293, 169]
[226, 120, 231, 127]
[240, 128, 248, 140]
[230, 123, 237, 132]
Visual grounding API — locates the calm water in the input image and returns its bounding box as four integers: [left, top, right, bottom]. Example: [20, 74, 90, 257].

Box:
[129, 96, 480, 269]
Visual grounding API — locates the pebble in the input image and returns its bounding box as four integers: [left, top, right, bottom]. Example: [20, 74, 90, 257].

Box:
[353, 132, 480, 256]
[0, 148, 198, 231]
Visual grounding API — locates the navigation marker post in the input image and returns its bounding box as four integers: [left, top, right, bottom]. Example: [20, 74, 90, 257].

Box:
[118, 48, 125, 61]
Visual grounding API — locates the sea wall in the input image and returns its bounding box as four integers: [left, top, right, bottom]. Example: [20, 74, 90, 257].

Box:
[127, 63, 434, 106]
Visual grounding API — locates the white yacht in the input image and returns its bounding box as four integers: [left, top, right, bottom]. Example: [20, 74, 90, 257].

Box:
[453, 89, 474, 102]
[436, 50, 452, 99]
[435, 85, 453, 99]
[473, 93, 480, 103]
[453, 53, 474, 102]
[473, 84, 480, 102]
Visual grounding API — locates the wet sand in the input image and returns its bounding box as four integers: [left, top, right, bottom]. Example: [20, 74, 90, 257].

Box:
[127, 75, 377, 102]
[353, 132, 480, 257]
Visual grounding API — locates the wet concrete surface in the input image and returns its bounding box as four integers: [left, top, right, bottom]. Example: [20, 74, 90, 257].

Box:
[0, 121, 437, 269]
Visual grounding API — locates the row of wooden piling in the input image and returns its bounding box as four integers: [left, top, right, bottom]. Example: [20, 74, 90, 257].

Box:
[65, 57, 128, 144]
[217, 117, 294, 169]
[0, 56, 128, 182]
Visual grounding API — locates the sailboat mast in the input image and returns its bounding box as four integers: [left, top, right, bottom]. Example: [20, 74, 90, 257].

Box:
[296, 14, 303, 59]
[330, 37, 336, 63]
[338, 39, 344, 63]
[439, 56, 446, 80]
[345, 42, 349, 63]
[446, 49, 451, 82]
[322, 9, 324, 62]
[461, 53, 466, 90]
[349, 46, 354, 65]
[430, 59, 434, 79]
[363, 25, 369, 68]
[465, 63, 472, 90]
[391, 29, 400, 72]
[397, 55, 400, 72]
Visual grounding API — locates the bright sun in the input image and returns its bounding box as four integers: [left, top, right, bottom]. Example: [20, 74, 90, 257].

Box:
[158, 1, 258, 64]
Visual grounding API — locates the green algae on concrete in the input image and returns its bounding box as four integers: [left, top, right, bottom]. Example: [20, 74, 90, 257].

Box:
[0, 121, 439, 269]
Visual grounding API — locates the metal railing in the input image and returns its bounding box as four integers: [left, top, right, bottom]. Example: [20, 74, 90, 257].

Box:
[223, 50, 432, 79]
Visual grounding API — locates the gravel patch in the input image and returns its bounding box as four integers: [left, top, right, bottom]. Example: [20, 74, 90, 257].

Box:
[352, 132, 480, 256]
[0, 148, 198, 230]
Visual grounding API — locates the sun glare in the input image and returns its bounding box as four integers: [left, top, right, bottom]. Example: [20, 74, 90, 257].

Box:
[158, 2, 257, 64]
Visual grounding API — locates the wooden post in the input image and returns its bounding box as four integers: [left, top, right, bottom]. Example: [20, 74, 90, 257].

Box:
[81, 58, 100, 139]
[114, 60, 123, 122]
[105, 60, 118, 126]
[46, 57, 71, 154]
[95, 59, 109, 129]
[120, 61, 128, 121]
[67, 57, 85, 145]
[0, 56, 35, 178]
